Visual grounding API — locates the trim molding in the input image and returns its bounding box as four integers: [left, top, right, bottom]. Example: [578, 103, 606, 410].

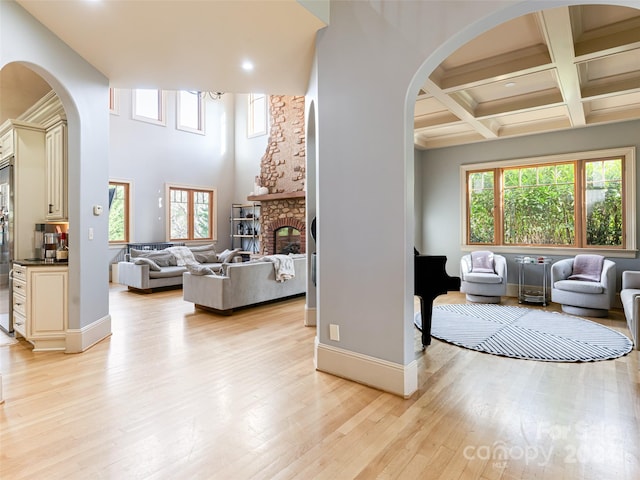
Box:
[66, 315, 112, 353]
[315, 338, 418, 398]
[304, 306, 317, 326]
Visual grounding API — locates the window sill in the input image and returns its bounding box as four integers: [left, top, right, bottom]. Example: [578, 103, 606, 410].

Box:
[462, 245, 638, 259]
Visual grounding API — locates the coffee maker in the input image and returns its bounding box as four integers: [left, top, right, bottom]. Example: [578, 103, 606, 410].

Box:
[35, 222, 69, 261]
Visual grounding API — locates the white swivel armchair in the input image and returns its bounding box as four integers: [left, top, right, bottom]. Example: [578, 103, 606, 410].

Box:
[460, 251, 507, 303]
[619, 271, 640, 350]
[551, 255, 615, 318]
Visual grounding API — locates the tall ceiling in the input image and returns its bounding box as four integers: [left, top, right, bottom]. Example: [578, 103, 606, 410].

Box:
[13, 0, 326, 93]
[414, 4, 640, 150]
[3, 2, 639, 151]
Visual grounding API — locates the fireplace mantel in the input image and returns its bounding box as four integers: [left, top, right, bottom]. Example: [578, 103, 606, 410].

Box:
[247, 191, 305, 202]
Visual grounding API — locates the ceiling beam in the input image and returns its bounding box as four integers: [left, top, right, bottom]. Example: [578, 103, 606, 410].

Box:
[581, 76, 640, 100]
[539, 8, 586, 127]
[474, 89, 565, 118]
[435, 45, 552, 92]
[420, 78, 499, 139]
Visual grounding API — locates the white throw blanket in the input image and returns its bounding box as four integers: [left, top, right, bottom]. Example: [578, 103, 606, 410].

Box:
[263, 254, 295, 282]
[166, 246, 197, 266]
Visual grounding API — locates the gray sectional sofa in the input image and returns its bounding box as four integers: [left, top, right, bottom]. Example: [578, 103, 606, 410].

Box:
[118, 244, 240, 292]
[183, 255, 306, 314]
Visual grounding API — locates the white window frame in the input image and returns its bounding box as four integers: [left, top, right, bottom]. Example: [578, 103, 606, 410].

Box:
[165, 183, 217, 242]
[176, 90, 205, 135]
[247, 93, 267, 138]
[460, 146, 637, 258]
[132, 88, 166, 126]
[108, 179, 134, 244]
[109, 88, 120, 115]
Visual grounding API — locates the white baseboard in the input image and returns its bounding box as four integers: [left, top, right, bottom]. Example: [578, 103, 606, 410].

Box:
[315, 338, 417, 398]
[304, 306, 317, 326]
[66, 314, 112, 353]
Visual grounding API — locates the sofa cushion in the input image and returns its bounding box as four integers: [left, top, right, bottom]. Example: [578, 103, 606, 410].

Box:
[464, 272, 503, 284]
[188, 243, 217, 252]
[149, 266, 188, 278]
[134, 257, 161, 271]
[554, 279, 604, 294]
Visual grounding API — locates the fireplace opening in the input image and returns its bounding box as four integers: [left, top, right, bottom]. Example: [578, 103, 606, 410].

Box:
[274, 226, 301, 254]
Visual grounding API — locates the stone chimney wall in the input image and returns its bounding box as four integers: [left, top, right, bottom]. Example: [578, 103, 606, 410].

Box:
[258, 95, 306, 194]
[252, 95, 307, 255]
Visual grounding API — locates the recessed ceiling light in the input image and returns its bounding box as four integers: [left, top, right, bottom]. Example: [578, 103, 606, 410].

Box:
[505, 82, 516, 88]
[242, 61, 254, 72]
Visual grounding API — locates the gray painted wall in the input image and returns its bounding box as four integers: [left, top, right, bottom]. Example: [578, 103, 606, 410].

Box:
[2, 0, 110, 332]
[234, 93, 270, 204]
[419, 119, 640, 290]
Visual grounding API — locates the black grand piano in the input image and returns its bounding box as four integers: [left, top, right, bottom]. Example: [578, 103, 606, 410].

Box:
[414, 248, 461, 347]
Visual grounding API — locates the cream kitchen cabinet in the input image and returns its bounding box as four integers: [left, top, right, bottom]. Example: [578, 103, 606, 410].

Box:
[45, 121, 68, 221]
[13, 263, 68, 351]
[0, 120, 47, 260]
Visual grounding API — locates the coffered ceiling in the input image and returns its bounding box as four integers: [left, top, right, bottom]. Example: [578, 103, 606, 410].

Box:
[414, 4, 640, 150]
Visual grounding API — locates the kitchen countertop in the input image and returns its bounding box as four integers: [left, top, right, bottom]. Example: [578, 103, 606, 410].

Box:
[14, 259, 68, 267]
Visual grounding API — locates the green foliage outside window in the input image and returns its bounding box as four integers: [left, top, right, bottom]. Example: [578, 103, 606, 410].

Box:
[585, 159, 622, 246]
[467, 158, 623, 247]
[193, 191, 211, 239]
[109, 183, 127, 242]
[170, 189, 189, 239]
[503, 164, 575, 245]
[169, 187, 214, 241]
[468, 171, 494, 243]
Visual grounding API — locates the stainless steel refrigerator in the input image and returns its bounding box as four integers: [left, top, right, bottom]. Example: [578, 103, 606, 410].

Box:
[0, 164, 14, 334]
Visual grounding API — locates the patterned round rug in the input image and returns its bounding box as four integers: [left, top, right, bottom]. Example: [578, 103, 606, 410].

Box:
[417, 304, 633, 362]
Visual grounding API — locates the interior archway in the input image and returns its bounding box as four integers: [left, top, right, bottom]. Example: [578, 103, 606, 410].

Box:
[0, 63, 52, 124]
[406, 0, 639, 348]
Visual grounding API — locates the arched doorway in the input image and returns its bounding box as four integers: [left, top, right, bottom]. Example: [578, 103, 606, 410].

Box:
[407, 0, 640, 367]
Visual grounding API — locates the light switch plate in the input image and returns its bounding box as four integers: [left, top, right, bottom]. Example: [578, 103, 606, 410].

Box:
[329, 324, 340, 341]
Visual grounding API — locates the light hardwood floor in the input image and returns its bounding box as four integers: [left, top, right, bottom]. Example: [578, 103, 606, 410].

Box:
[0, 285, 638, 479]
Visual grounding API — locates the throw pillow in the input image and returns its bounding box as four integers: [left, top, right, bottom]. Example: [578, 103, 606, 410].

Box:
[134, 257, 161, 271]
[193, 250, 219, 263]
[130, 248, 150, 258]
[568, 254, 604, 282]
[186, 263, 216, 276]
[144, 251, 174, 267]
[129, 249, 175, 266]
[471, 251, 495, 273]
[218, 248, 241, 263]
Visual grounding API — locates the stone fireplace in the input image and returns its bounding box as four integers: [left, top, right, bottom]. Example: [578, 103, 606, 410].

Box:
[260, 199, 306, 255]
[247, 95, 306, 255]
[248, 194, 306, 255]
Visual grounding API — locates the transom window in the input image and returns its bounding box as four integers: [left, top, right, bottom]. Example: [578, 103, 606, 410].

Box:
[461, 147, 636, 255]
[247, 93, 267, 137]
[177, 90, 205, 134]
[167, 185, 216, 241]
[108, 181, 131, 243]
[132, 88, 166, 126]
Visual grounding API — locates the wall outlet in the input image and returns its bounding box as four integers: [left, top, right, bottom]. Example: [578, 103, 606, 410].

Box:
[329, 324, 340, 341]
